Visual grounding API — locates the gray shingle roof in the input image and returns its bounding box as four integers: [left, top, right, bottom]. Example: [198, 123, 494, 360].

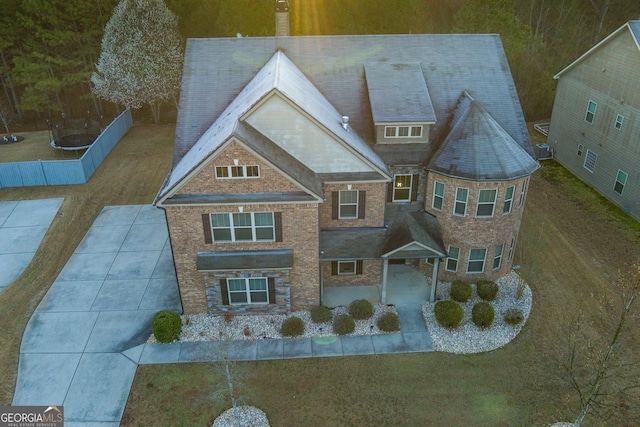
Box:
[630, 21, 640, 45]
[428, 92, 539, 181]
[197, 250, 293, 271]
[364, 63, 436, 123]
[382, 208, 446, 257]
[319, 228, 388, 260]
[171, 34, 532, 166]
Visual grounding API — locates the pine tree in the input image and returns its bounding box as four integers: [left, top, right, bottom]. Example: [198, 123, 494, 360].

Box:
[92, 0, 183, 123]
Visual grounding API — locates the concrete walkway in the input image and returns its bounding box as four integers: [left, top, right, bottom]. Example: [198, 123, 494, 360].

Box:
[0, 198, 64, 292]
[12, 204, 433, 426]
[13, 205, 181, 427]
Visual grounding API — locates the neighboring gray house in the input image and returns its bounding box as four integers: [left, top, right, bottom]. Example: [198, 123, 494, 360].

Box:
[154, 26, 539, 315]
[547, 21, 640, 221]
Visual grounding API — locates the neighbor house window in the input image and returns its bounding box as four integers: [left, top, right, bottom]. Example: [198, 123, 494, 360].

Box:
[215, 165, 260, 179]
[585, 100, 597, 124]
[210, 212, 274, 242]
[454, 187, 468, 216]
[493, 244, 504, 270]
[518, 179, 528, 207]
[614, 170, 627, 195]
[615, 114, 624, 130]
[503, 186, 515, 215]
[446, 246, 460, 272]
[584, 150, 597, 173]
[476, 189, 497, 217]
[337, 260, 357, 275]
[467, 248, 487, 273]
[393, 175, 413, 202]
[432, 181, 445, 210]
[384, 125, 422, 138]
[577, 144, 584, 156]
[508, 237, 516, 261]
[339, 190, 359, 219]
[227, 277, 268, 304]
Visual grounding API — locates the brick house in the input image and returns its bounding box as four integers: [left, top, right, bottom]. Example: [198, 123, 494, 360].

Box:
[154, 30, 539, 315]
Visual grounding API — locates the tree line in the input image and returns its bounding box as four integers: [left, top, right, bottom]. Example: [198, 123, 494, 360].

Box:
[1, 0, 639, 130]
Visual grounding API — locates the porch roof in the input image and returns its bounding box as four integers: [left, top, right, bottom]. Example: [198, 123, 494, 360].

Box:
[320, 228, 387, 260]
[197, 249, 293, 271]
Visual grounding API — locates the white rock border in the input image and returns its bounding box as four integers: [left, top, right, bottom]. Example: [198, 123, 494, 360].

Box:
[212, 405, 269, 427]
[423, 271, 533, 354]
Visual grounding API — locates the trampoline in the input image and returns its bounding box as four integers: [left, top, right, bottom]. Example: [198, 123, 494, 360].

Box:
[50, 133, 98, 151]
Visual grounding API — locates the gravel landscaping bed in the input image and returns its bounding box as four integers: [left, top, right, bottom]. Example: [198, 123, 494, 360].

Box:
[212, 406, 269, 427]
[422, 271, 533, 354]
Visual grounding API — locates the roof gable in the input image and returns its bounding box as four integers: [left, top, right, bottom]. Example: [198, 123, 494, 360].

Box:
[382, 209, 446, 258]
[555, 20, 640, 79]
[428, 92, 539, 181]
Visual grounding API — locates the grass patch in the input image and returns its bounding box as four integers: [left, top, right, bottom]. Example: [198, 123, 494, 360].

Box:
[0, 131, 73, 162]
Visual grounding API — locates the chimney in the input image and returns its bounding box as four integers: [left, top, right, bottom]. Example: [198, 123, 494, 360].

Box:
[275, 0, 289, 36]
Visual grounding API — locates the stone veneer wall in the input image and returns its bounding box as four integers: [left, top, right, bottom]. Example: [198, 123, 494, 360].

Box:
[165, 202, 320, 314]
[319, 182, 386, 228]
[203, 269, 290, 315]
[424, 171, 531, 282]
[321, 260, 382, 287]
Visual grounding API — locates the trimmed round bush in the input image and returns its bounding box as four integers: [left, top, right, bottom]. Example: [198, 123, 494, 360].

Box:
[281, 316, 305, 337]
[450, 280, 472, 302]
[476, 280, 499, 301]
[333, 314, 355, 335]
[434, 300, 464, 329]
[504, 308, 524, 325]
[310, 305, 332, 323]
[348, 299, 374, 320]
[152, 310, 182, 343]
[472, 302, 495, 328]
[376, 312, 400, 332]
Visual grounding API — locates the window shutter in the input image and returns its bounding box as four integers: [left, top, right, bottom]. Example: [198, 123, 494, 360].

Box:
[358, 191, 366, 219]
[331, 261, 338, 275]
[387, 182, 393, 202]
[274, 212, 283, 242]
[411, 174, 420, 201]
[356, 260, 363, 275]
[202, 214, 213, 244]
[268, 277, 276, 304]
[332, 191, 339, 220]
[220, 278, 229, 305]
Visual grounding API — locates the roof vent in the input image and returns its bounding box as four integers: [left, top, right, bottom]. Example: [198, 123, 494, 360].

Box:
[341, 116, 350, 131]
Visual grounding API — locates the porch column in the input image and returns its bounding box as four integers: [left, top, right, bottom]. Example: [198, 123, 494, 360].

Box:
[319, 261, 324, 306]
[381, 258, 389, 304]
[429, 258, 440, 302]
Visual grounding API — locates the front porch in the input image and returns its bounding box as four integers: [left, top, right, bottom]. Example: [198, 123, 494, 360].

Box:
[322, 264, 431, 307]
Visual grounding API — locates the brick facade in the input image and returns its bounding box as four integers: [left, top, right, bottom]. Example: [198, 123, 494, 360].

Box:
[321, 260, 382, 287]
[319, 182, 386, 228]
[424, 171, 529, 282]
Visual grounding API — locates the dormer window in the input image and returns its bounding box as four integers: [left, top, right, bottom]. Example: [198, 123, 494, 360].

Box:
[215, 165, 260, 179]
[384, 125, 422, 139]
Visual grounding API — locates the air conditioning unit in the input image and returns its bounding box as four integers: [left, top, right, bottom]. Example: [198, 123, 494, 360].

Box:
[536, 143, 553, 160]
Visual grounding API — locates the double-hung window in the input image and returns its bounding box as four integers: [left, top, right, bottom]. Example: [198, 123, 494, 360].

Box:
[583, 150, 597, 173]
[339, 190, 359, 219]
[503, 186, 515, 215]
[215, 165, 259, 179]
[493, 244, 504, 270]
[615, 114, 624, 130]
[614, 170, 627, 195]
[476, 189, 497, 217]
[519, 179, 528, 207]
[454, 188, 468, 216]
[432, 181, 444, 210]
[393, 175, 413, 202]
[585, 100, 597, 124]
[446, 246, 460, 272]
[508, 238, 516, 261]
[227, 278, 268, 304]
[210, 212, 274, 242]
[337, 260, 357, 275]
[577, 144, 584, 157]
[467, 248, 487, 273]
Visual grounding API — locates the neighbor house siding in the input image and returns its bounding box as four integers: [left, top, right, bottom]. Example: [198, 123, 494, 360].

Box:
[548, 28, 640, 221]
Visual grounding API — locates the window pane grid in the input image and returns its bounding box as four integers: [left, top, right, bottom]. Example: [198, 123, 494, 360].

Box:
[394, 175, 412, 202]
[211, 212, 275, 242]
[585, 100, 596, 124]
[454, 188, 468, 216]
[503, 186, 514, 214]
[615, 114, 624, 130]
[476, 189, 497, 217]
[384, 125, 423, 139]
[227, 278, 268, 305]
[338, 261, 357, 275]
[468, 248, 486, 273]
[433, 181, 444, 210]
[215, 165, 260, 179]
[493, 244, 503, 270]
[446, 245, 459, 272]
[339, 190, 359, 219]
[614, 170, 627, 195]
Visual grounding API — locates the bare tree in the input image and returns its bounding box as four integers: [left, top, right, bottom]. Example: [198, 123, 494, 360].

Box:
[0, 95, 17, 134]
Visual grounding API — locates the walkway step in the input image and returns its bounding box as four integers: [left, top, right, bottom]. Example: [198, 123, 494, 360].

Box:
[395, 304, 428, 333]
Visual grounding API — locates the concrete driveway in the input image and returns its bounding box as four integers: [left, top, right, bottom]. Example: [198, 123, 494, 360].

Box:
[0, 198, 63, 292]
[12, 204, 181, 426]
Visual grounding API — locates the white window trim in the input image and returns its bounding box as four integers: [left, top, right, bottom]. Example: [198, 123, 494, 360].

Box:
[227, 277, 268, 305]
[446, 245, 459, 272]
[518, 179, 528, 208]
[384, 125, 423, 139]
[215, 165, 260, 179]
[493, 244, 504, 270]
[577, 143, 584, 157]
[476, 188, 497, 218]
[585, 100, 597, 124]
[467, 248, 487, 274]
[583, 150, 597, 173]
[337, 260, 357, 275]
[338, 190, 359, 219]
[454, 187, 468, 217]
[210, 212, 275, 242]
[614, 114, 624, 130]
[393, 175, 413, 202]
[503, 185, 515, 215]
[614, 169, 627, 195]
[432, 181, 444, 210]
